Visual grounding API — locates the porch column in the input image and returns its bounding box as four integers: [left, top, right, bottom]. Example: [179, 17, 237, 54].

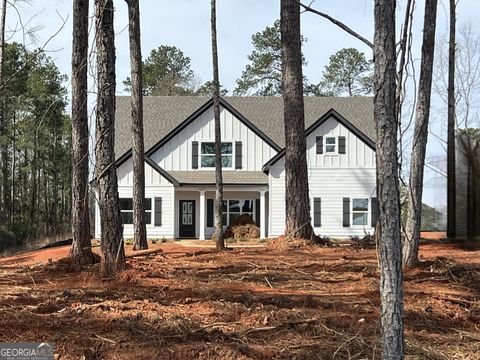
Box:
[259, 190, 266, 239]
[199, 190, 206, 240]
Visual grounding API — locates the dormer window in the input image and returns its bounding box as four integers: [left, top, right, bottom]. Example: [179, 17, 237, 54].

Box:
[201, 142, 233, 168]
[325, 137, 336, 153]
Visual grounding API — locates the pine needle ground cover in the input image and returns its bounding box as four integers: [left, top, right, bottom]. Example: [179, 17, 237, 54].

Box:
[0, 241, 478, 359]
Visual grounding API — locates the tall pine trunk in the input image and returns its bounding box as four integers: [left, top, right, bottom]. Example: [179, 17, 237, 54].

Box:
[70, 0, 95, 264]
[0, 0, 6, 224]
[211, 0, 224, 250]
[374, 0, 404, 358]
[280, 0, 314, 240]
[125, 0, 147, 251]
[403, 0, 438, 269]
[446, 0, 456, 239]
[95, 0, 125, 277]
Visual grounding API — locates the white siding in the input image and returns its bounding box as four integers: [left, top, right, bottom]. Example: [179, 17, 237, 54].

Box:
[306, 117, 375, 168]
[150, 106, 277, 171]
[117, 186, 175, 239]
[117, 157, 172, 186]
[95, 158, 175, 239]
[269, 116, 376, 237]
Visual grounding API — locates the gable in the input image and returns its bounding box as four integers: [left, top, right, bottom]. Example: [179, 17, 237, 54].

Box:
[263, 109, 376, 172]
[148, 105, 278, 172]
[306, 116, 375, 168]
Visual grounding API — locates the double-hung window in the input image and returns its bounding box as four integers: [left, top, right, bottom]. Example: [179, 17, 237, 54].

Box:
[200, 142, 233, 168]
[352, 198, 368, 226]
[325, 137, 336, 153]
[119, 198, 152, 225]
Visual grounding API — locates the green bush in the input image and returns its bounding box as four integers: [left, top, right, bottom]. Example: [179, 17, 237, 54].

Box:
[10, 222, 33, 240]
[0, 227, 18, 252]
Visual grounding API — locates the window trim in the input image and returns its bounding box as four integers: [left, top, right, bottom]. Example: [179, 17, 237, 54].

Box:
[119, 197, 153, 226]
[199, 141, 234, 169]
[324, 136, 337, 154]
[351, 197, 369, 227]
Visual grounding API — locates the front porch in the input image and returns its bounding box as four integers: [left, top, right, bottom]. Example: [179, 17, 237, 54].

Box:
[174, 186, 269, 240]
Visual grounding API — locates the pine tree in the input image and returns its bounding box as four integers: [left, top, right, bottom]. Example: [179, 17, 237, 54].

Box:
[373, 0, 404, 357]
[70, 0, 96, 264]
[94, 0, 125, 277]
[280, 0, 314, 240]
[210, 0, 224, 250]
[125, 0, 147, 251]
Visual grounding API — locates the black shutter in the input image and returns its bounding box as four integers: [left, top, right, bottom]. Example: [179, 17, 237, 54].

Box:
[339, 136, 346, 154]
[371, 197, 378, 227]
[313, 198, 321, 227]
[343, 198, 350, 227]
[235, 141, 243, 169]
[154, 197, 162, 226]
[207, 199, 214, 227]
[255, 198, 260, 226]
[316, 136, 323, 154]
[192, 141, 199, 169]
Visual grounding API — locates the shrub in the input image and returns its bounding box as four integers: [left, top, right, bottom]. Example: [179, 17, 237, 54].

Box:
[0, 227, 18, 252]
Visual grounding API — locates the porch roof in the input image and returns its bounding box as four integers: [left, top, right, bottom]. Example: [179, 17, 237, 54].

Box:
[167, 171, 268, 186]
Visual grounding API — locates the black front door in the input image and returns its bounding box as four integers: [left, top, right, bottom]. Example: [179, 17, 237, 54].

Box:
[179, 200, 196, 238]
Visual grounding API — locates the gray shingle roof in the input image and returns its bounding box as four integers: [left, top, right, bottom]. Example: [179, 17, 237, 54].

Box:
[167, 171, 268, 185]
[115, 96, 374, 161]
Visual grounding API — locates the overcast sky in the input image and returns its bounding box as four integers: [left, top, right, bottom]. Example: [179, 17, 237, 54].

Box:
[5, 0, 480, 209]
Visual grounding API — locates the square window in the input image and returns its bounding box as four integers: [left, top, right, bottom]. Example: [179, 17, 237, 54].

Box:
[353, 198, 368, 211]
[353, 212, 368, 226]
[119, 198, 133, 211]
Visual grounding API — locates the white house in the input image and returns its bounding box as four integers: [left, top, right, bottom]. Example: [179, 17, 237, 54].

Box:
[94, 96, 378, 240]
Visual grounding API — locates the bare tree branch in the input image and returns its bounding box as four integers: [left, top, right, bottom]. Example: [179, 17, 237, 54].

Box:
[0, 13, 68, 92]
[295, 0, 373, 49]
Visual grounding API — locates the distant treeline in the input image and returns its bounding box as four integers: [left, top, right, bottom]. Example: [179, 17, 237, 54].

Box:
[0, 42, 72, 251]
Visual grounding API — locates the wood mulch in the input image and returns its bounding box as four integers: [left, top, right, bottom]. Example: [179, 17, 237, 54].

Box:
[0, 241, 478, 359]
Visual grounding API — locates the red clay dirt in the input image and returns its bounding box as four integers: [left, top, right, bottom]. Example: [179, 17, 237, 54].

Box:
[0, 242, 209, 267]
[0, 241, 478, 359]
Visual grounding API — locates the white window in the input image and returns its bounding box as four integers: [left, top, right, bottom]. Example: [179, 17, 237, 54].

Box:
[200, 142, 233, 168]
[352, 198, 368, 226]
[119, 198, 152, 225]
[222, 199, 255, 226]
[325, 137, 336, 153]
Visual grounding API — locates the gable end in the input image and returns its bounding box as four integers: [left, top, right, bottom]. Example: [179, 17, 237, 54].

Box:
[262, 108, 376, 173]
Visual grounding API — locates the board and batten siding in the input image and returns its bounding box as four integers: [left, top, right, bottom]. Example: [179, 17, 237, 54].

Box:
[269, 115, 376, 237]
[307, 117, 375, 167]
[150, 106, 277, 171]
[95, 158, 175, 239]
